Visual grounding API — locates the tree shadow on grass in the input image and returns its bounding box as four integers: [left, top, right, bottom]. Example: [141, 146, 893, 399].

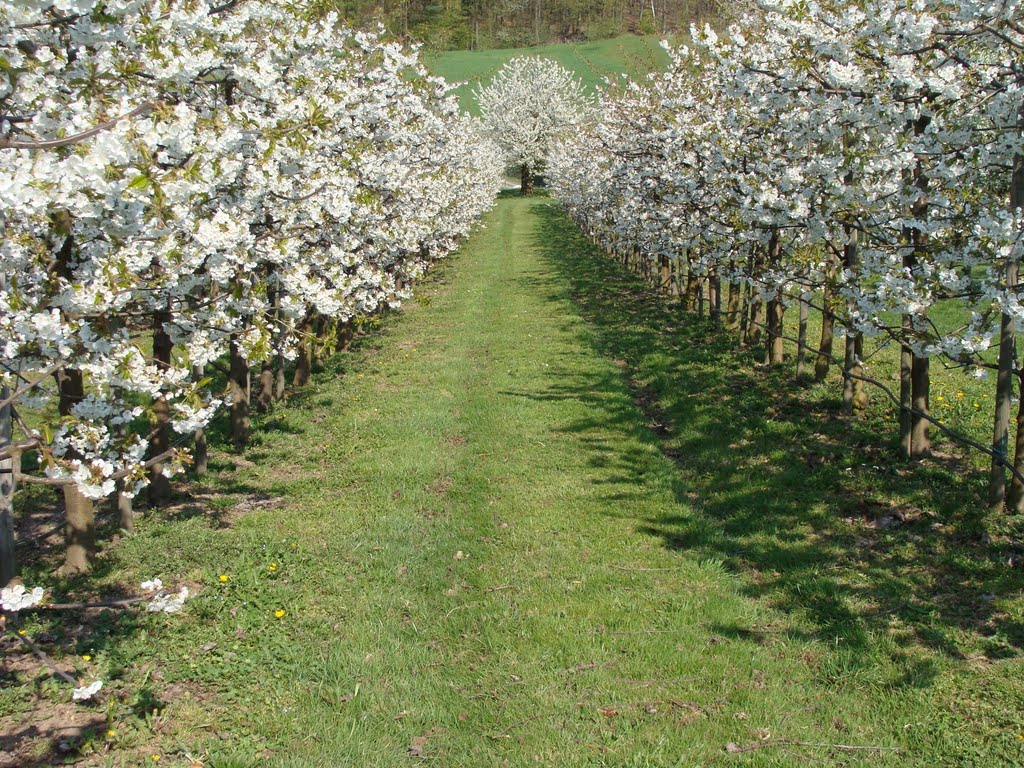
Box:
[528, 201, 1024, 664]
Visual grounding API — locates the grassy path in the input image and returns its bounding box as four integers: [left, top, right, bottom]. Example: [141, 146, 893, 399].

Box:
[96, 195, 1024, 767]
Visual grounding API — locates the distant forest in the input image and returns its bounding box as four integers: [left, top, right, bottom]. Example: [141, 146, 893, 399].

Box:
[319, 0, 727, 49]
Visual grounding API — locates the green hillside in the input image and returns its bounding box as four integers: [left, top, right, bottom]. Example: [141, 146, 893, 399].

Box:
[424, 34, 672, 114]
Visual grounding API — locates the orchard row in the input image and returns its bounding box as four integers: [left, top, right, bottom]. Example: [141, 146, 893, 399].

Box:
[0, 1, 504, 577]
[549, 0, 1024, 509]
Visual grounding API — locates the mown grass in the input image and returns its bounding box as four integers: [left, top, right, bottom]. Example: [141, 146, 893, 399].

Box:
[423, 35, 671, 114]
[2, 195, 1023, 767]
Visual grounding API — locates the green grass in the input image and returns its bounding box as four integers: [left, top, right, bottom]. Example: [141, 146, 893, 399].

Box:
[4, 194, 1024, 766]
[424, 35, 671, 113]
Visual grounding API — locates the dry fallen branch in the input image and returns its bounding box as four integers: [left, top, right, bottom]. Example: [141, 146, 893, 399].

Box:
[726, 739, 901, 754]
[610, 564, 680, 572]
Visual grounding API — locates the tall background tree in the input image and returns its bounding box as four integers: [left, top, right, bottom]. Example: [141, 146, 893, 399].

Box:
[477, 57, 590, 194]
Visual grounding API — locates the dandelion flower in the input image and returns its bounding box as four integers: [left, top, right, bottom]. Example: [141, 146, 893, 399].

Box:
[81, 655, 91, 662]
[274, 609, 286, 618]
[218, 575, 229, 583]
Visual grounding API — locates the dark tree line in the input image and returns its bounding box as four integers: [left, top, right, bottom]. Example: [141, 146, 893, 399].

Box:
[317, 0, 727, 49]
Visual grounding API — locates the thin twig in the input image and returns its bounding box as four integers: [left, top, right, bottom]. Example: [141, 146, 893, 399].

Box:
[17, 522, 62, 546]
[728, 738, 900, 754]
[37, 597, 147, 611]
[621, 675, 711, 686]
[14, 632, 78, 686]
[610, 564, 679, 572]
[489, 712, 560, 739]
[0, 102, 158, 150]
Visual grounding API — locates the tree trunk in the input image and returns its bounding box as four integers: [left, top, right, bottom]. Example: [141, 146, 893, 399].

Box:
[256, 361, 274, 413]
[907, 113, 931, 457]
[56, 368, 94, 574]
[842, 333, 864, 417]
[767, 298, 784, 365]
[725, 261, 741, 332]
[991, 106, 1024, 509]
[900, 317, 914, 459]
[747, 293, 762, 347]
[1008, 366, 1024, 513]
[991, 307, 1014, 506]
[338, 321, 354, 351]
[275, 356, 286, 402]
[796, 292, 809, 379]
[840, 135, 867, 415]
[257, 284, 280, 412]
[738, 280, 749, 349]
[745, 246, 763, 347]
[910, 354, 930, 458]
[117, 485, 134, 533]
[815, 273, 835, 381]
[191, 364, 208, 476]
[228, 335, 250, 451]
[710, 270, 720, 326]
[148, 306, 173, 506]
[763, 232, 783, 365]
[670, 257, 682, 299]
[62, 484, 94, 575]
[521, 163, 534, 196]
[841, 235, 866, 417]
[293, 319, 313, 387]
[0, 386, 15, 586]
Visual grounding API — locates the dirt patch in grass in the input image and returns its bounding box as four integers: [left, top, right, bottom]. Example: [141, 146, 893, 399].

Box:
[427, 476, 453, 497]
[0, 700, 106, 768]
[164, 490, 286, 528]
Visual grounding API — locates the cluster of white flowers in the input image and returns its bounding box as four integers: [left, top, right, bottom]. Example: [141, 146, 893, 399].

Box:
[0, 1, 504, 498]
[0, 584, 44, 612]
[71, 680, 103, 701]
[140, 576, 188, 612]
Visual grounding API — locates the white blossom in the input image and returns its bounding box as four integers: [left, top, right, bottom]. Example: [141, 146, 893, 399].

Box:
[0, 585, 45, 612]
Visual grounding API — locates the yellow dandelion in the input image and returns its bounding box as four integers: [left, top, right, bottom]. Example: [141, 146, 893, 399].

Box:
[936, 395, 944, 402]
[956, 391, 965, 398]
[218, 575, 229, 583]
[274, 609, 286, 618]
[106, 730, 116, 739]
[268, 563, 278, 572]
[81, 655, 91, 662]
[17, 629, 25, 636]
[151, 756, 161, 762]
